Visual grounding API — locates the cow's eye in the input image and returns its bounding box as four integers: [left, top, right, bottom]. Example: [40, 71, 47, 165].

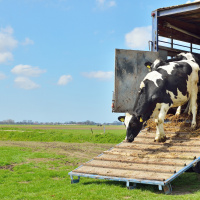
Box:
[130, 123, 136, 127]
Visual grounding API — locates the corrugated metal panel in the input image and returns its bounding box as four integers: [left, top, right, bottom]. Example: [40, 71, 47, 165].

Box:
[69, 130, 200, 194]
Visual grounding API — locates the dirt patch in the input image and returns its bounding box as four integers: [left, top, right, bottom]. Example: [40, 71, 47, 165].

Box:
[0, 164, 14, 171]
[0, 141, 113, 166]
[18, 181, 29, 184]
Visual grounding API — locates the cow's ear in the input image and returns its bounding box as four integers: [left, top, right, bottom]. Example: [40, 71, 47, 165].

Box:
[144, 62, 152, 69]
[118, 116, 125, 122]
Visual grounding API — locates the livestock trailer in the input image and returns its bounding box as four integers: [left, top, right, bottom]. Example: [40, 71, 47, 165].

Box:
[112, 1, 200, 113]
[69, 2, 200, 194]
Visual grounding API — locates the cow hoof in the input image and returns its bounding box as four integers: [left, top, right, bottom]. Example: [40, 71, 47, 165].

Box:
[191, 126, 197, 131]
[154, 136, 166, 143]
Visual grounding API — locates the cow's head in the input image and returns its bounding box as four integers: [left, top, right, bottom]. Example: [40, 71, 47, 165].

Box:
[118, 113, 143, 142]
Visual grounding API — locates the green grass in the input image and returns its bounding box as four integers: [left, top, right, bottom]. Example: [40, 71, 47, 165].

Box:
[1, 126, 200, 199]
[0, 127, 126, 144]
[0, 145, 200, 199]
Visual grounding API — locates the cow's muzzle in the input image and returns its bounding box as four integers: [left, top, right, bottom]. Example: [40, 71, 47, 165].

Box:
[127, 135, 134, 143]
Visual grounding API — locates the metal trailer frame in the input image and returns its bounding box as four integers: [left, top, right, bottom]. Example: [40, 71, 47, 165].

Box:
[152, 2, 200, 54]
[68, 141, 200, 194]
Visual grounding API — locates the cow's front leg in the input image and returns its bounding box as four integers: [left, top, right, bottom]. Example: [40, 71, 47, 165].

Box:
[175, 106, 181, 115]
[154, 104, 169, 142]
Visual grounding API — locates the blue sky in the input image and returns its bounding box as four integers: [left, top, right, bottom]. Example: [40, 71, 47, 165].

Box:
[0, 0, 195, 123]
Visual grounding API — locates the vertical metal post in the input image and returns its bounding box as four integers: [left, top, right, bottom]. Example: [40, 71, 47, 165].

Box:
[163, 183, 172, 194]
[190, 43, 193, 53]
[171, 38, 173, 49]
[126, 181, 136, 190]
[152, 10, 158, 52]
[70, 175, 80, 184]
[158, 185, 162, 191]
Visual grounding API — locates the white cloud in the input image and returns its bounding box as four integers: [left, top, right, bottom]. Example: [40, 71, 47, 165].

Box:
[82, 71, 113, 81]
[108, 1, 116, 7]
[96, 0, 116, 9]
[21, 37, 34, 45]
[0, 26, 18, 63]
[57, 75, 72, 85]
[0, 72, 7, 80]
[186, 0, 200, 3]
[0, 26, 18, 52]
[11, 64, 47, 77]
[125, 26, 152, 50]
[0, 26, 34, 63]
[0, 52, 13, 63]
[14, 77, 40, 90]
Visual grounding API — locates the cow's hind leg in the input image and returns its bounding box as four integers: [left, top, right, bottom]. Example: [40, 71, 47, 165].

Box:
[189, 83, 198, 129]
[155, 103, 170, 142]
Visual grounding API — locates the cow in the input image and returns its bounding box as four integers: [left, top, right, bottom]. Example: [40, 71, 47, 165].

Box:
[144, 52, 200, 115]
[118, 58, 200, 143]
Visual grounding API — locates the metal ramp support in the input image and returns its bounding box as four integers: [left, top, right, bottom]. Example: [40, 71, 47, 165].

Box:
[126, 182, 136, 190]
[69, 130, 200, 194]
[70, 175, 80, 184]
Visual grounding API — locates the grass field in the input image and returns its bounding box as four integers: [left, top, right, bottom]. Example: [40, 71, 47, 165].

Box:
[0, 125, 200, 199]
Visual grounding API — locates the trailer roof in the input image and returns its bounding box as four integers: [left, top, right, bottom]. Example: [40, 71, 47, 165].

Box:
[157, 1, 200, 12]
[155, 2, 200, 47]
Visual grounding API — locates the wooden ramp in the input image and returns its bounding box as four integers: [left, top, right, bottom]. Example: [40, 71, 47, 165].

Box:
[68, 130, 200, 194]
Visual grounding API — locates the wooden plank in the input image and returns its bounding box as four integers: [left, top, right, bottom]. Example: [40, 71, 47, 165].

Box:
[84, 160, 182, 174]
[117, 143, 200, 153]
[95, 154, 191, 166]
[105, 148, 198, 160]
[74, 166, 172, 181]
[138, 131, 191, 139]
[132, 140, 200, 147]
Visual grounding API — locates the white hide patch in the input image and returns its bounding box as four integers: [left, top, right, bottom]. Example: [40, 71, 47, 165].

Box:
[158, 62, 175, 75]
[179, 53, 195, 62]
[166, 89, 188, 107]
[142, 71, 163, 88]
[124, 113, 132, 129]
[152, 59, 160, 70]
[140, 81, 145, 89]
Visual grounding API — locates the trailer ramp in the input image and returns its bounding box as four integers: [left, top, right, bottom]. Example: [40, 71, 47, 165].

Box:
[69, 130, 200, 194]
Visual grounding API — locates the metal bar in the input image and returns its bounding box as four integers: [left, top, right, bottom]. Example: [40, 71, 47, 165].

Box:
[171, 38, 173, 49]
[165, 22, 200, 40]
[191, 43, 193, 53]
[158, 40, 197, 49]
[158, 185, 162, 191]
[157, 3, 200, 17]
[176, 12, 200, 19]
[164, 157, 200, 184]
[187, 18, 200, 23]
[159, 40, 200, 50]
[152, 10, 158, 52]
[68, 172, 165, 186]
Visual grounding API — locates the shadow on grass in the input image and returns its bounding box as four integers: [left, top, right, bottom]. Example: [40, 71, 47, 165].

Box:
[81, 172, 200, 195]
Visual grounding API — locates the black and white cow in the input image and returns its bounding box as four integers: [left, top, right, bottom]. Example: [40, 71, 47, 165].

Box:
[118, 56, 200, 143]
[145, 52, 200, 115]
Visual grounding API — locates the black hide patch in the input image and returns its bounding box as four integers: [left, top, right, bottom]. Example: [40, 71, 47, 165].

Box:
[133, 61, 193, 123]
